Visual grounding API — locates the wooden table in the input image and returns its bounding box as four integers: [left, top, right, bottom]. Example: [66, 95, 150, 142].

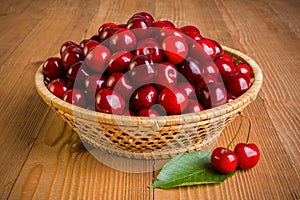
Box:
[1, 0, 299, 199]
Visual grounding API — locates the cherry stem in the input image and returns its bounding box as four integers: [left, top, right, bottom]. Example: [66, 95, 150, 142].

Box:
[226, 114, 243, 151]
[241, 114, 252, 144]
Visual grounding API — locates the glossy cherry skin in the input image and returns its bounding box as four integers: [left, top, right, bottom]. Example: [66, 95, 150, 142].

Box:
[184, 99, 204, 113]
[42, 57, 65, 80]
[157, 27, 184, 43]
[85, 44, 110, 73]
[195, 75, 220, 93]
[107, 51, 133, 74]
[196, 82, 227, 108]
[60, 41, 77, 57]
[127, 55, 156, 86]
[235, 63, 252, 79]
[197, 38, 217, 59]
[154, 62, 178, 90]
[137, 108, 160, 117]
[162, 36, 188, 64]
[129, 85, 158, 112]
[85, 74, 106, 99]
[95, 88, 125, 115]
[234, 143, 260, 169]
[109, 29, 137, 52]
[210, 39, 223, 59]
[82, 40, 100, 57]
[106, 73, 134, 100]
[219, 53, 233, 63]
[176, 82, 197, 99]
[47, 78, 69, 99]
[135, 38, 163, 63]
[226, 72, 251, 97]
[180, 25, 200, 35]
[153, 20, 175, 28]
[202, 62, 220, 79]
[185, 32, 203, 43]
[98, 22, 118, 35]
[158, 88, 188, 115]
[179, 57, 204, 84]
[130, 12, 155, 26]
[127, 16, 152, 39]
[63, 88, 87, 107]
[227, 93, 236, 103]
[214, 58, 236, 81]
[61, 45, 83, 71]
[66, 61, 91, 87]
[211, 147, 238, 174]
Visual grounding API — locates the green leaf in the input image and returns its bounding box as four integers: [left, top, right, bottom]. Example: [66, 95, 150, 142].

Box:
[149, 151, 235, 189]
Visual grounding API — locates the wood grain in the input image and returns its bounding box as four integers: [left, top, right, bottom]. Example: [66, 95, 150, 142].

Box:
[0, 0, 299, 199]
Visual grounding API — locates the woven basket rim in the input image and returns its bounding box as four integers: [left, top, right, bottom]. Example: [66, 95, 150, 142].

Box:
[35, 46, 263, 126]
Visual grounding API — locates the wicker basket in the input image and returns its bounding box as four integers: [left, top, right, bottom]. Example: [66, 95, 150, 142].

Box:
[35, 46, 263, 160]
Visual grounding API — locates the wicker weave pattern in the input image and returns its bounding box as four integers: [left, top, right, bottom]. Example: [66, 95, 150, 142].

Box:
[35, 46, 263, 159]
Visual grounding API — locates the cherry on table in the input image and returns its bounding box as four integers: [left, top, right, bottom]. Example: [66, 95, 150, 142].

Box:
[234, 143, 260, 169]
[211, 147, 238, 174]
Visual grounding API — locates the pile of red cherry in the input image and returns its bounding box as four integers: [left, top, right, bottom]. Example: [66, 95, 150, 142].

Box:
[42, 12, 253, 116]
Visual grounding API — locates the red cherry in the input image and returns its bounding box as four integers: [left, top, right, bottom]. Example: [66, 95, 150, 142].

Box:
[130, 12, 155, 26]
[226, 72, 251, 97]
[210, 39, 223, 58]
[98, 22, 118, 35]
[137, 108, 160, 117]
[180, 25, 200, 35]
[197, 38, 217, 59]
[185, 32, 203, 43]
[235, 63, 252, 79]
[47, 78, 69, 99]
[202, 61, 220, 79]
[153, 20, 175, 28]
[157, 27, 184, 43]
[196, 82, 227, 108]
[195, 75, 219, 93]
[106, 73, 134, 100]
[85, 44, 110, 73]
[85, 74, 106, 99]
[66, 61, 91, 86]
[179, 57, 205, 84]
[227, 93, 236, 103]
[60, 41, 77, 57]
[219, 53, 233, 63]
[63, 88, 87, 107]
[176, 82, 197, 99]
[107, 51, 133, 74]
[214, 58, 236, 81]
[61, 45, 83, 71]
[162, 36, 188, 64]
[95, 88, 125, 115]
[154, 62, 178, 90]
[127, 16, 152, 39]
[42, 57, 64, 80]
[127, 55, 156, 86]
[99, 26, 121, 42]
[89, 34, 100, 42]
[211, 147, 238, 174]
[135, 38, 163, 63]
[130, 85, 158, 112]
[82, 40, 100, 57]
[158, 88, 188, 115]
[79, 39, 90, 49]
[234, 143, 260, 169]
[109, 29, 137, 52]
[184, 99, 204, 113]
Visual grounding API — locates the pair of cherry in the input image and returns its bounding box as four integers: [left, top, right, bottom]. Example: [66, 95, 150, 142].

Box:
[211, 114, 260, 174]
